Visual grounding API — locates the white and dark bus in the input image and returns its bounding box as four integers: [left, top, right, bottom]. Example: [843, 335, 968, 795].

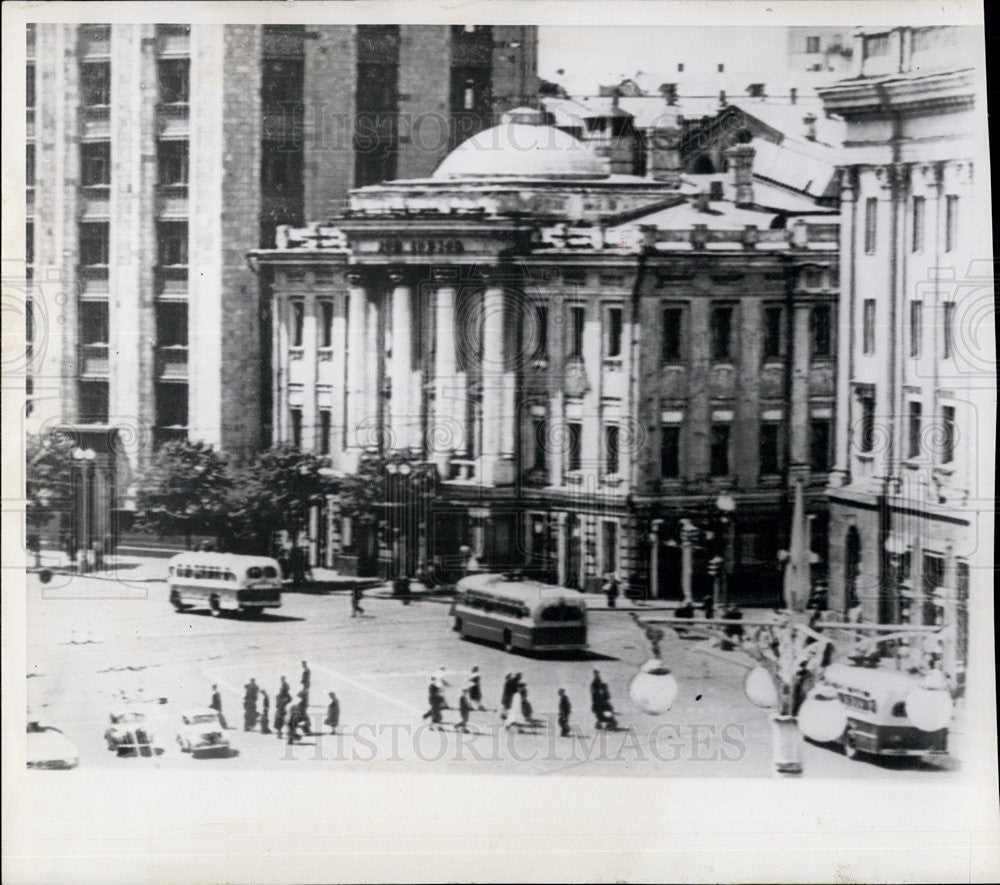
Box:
[167, 553, 283, 617]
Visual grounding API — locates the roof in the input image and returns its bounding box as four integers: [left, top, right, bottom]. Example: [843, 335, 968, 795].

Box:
[822, 663, 922, 699]
[433, 123, 610, 180]
[168, 552, 281, 569]
[750, 138, 838, 199]
[619, 198, 782, 232]
[457, 573, 588, 606]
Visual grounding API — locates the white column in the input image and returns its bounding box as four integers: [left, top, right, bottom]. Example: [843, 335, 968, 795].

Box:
[432, 278, 457, 477]
[329, 288, 348, 469]
[389, 270, 412, 452]
[830, 170, 856, 487]
[481, 279, 505, 484]
[345, 272, 367, 456]
[302, 292, 318, 451]
[556, 512, 568, 587]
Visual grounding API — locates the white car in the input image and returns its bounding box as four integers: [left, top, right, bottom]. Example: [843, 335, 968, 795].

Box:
[27, 721, 79, 770]
[105, 707, 159, 757]
[176, 708, 231, 757]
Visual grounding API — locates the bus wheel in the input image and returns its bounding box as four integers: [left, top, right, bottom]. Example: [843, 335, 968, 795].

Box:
[502, 630, 514, 653]
[169, 591, 185, 612]
[209, 595, 222, 617]
[844, 738, 860, 760]
[453, 618, 463, 633]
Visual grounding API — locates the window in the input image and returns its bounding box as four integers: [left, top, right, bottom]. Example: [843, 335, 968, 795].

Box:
[319, 409, 331, 455]
[26, 222, 34, 266]
[811, 305, 832, 357]
[662, 307, 683, 362]
[909, 301, 922, 357]
[27, 63, 35, 108]
[566, 422, 582, 472]
[158, 141, 189, 185]
[156, 382, 188, 428]
[319, 299, 334, 348]
[945, 195, 958, 253]
[532, 304, 548, 359]
[262, 58, 305, 107]
[532, 417, 548, 472]
[158, 58, 190, 104]
[942, 302, 954, 359]
[353, 139, 397, 188]
[80, 142, 111, 186]
[710, 424, 730, 476]
[862, 299, 876, 355]
[603, 305, 623, 359]
[604, 424, 619, 475]
[908, 401, 922, 459]
[290, 408, 303, 448]
[806, 35, 821, 53]
[78, 381, 109, 424]
[568, 305, 585, 358]
[661, 424, 680, 478]
[80, 301, 109, 345]
[79, 222, 109, 265]
[262, 143, 304, 191]
[677, 63, 684, 72]
[748, 83, 765, 98]
[291, 300, 305, 348]
[157, 221, 188, 266]
[858, 392, 875, 453]
[156, 302, 188, 347]
[912, 196, 925, 252]
[602, 521, 617, 575]
[26, 144, 35, 187]
[717, 63, 725, 72]
[711, 306, 733, 361]
[80, 62, 111, 106]
[463, 82, 475, 111]
[864, 197, 877, 254]
[759, 422, 780, 474]
[763, 306, 783, 361]
[810, 420, 831, 472]
[941, 405, 955, 463]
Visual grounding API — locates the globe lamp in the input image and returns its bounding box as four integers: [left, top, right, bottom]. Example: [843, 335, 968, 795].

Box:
[798, 688, 848, 743]
[629, 659, 679, 715]
[744, 665, 779, 709]
[905, 670, 954, 732]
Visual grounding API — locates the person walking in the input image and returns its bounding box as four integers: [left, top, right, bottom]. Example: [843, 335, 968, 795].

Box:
[274, 677, 291, 738]
[557, 688, 572, 737]
[243, 678, 259, 732]
[260, 689, 272, 734]
[590, 670, 606, 729]
[210, 684, 229, 730]
[500, 672, 518, 720]
[422, 680, 446, 730]
[457, 689, 472, 733]
[596, 682, 618, 730]
[299, 662, 311, 733]
[603, 573, 620, 608]
[467, 666, 486, 711]
[519, 685, 535, 726]
[285, 701, 300, 745]
[325, 692, 340, 735]
[351, 585, 365, 617]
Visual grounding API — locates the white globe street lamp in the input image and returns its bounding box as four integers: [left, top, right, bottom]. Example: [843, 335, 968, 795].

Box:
[905, 669, 954, 732]
[798, 688, 849, 743]
[743, 665, 779, 709]
[628, 659, 679, 715]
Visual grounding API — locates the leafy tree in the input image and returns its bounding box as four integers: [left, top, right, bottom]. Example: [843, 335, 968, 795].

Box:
[135, 440, 231, 548]
[25, 430, 75, 532]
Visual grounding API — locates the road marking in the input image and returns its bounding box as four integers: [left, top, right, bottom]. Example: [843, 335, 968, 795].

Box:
[312, 663, 423, 715]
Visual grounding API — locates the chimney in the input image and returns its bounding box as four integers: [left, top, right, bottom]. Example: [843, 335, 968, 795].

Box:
[709, 180, 724, 201]
[660, 83, 678, 106]
[790, 87, 797, 105]
[725, 144, 755, 207]
[803, 112, 817, 141]
[719, 89, 727, 107]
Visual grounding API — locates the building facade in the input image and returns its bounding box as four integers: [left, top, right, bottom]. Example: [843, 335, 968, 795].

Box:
[25, 23, 537, 496]
[252, 112, 839, 602]
[818, 26, 992, 688]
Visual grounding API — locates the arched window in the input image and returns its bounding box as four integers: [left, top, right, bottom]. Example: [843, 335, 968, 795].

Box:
[690, 154, 716, 175]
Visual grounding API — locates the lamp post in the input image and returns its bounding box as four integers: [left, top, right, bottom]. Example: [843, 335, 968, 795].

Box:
[71, 447, 97, 571]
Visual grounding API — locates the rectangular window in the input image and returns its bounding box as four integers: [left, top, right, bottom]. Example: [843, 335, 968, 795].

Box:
[27, 63, 35, 108]
[319, 409, 331, 455]
[290, 408, 303, 448]
[262, 143, 304, 192]
[566, 422, 582, 472]
[532, 417, 547, 472]
[810, 419, 831, 472]
[80, 141, 111, 186]
[660, 424, 680, 478]
[156, 302, 188, 347]
[862, 299, 876, 355]
[941, 405, 956, 463]
[157, 221, 188, 266]
[711, 306, 733, 362]
[945, 195, 958, 253]
[811, 305, 832, 357]
[158, 58, 190, 104]
[157, 141, 189, 185]
[759, 422, 780, 475]
[859, 393, 875, 453]
[602, 521, 617, 575]
[80, 62, 111, 106]
[156, 382, 187, 428]
[291, 300, 305, 348]
[78, 381, 109, 424]
[79, 222, 109, 266]
[604, 305, 623, 359]
[864, 197, 877, 254]
[912, 196, 925, 252]
[943, 301, 955, 359]
[568, 306, 585, 358]
[533, 304, 548, 358]
[80, 301, 109, 345]
[710, 423, 730, 476]
[319, 299, 334, 348]
[763, 306, 783, 361]
[26, 221, 34, 266]
[604, 424, 619, 475]
[908, 401, 922, 459]
[909, 301, 922, 357]
[26, 144, 35, 187]
[806, 36, 821, 53]
[662, 307, 683, 362]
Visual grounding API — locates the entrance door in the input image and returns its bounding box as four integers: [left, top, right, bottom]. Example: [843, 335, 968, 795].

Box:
[659, 543, 683, 599]
[355, 521, 379, 577]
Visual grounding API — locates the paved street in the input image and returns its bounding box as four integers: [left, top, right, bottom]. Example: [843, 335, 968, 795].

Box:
[26, 565, 960, 778]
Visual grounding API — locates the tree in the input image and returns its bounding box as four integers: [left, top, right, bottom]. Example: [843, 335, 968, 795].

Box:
[135, 440, 231, 548]
[25, 431, 75, 552]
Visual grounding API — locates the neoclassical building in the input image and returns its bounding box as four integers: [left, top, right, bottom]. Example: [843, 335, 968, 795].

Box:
[251, 110, 839, 601]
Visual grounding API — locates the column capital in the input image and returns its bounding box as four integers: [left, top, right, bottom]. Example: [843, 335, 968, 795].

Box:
[430, 267, 457, 285]
[345, 270, 365, 288]
[388, 268, 408, 286]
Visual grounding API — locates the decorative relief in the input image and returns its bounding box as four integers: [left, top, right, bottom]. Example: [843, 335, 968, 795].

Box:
[710, 365, 736, 398]
[760, 364, 785, 399]
[809, 363, 835, 394]
[563, 358, 590, 397]
[660, 366, 687, 399]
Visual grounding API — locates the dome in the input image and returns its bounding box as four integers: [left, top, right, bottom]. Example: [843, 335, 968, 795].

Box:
[433, 122, 610, 180]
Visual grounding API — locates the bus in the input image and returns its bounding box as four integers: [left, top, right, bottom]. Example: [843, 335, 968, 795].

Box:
[451, 573, 588, 653]
[167, 553, 283, 617]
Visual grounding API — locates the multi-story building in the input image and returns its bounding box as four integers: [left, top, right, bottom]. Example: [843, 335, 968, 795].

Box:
[818, 26, 992, 688]
[25, 22, 537, 489]
[251, 110, 839, 603]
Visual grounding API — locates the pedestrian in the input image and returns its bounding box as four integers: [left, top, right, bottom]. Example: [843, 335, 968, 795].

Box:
[596, 683, 618, 730]
[243, 678, 259, 731]
[325, 692, 340, 735]
[286, 702, 300, 745]
[260, 689, 271, 734]
[351, 585, 365, 617]
[422, 680, 445, 730]
[467, 666, 486, 711]
[300, 661, 311, 730]
[519, 685, 535, 725]
[603, 573, 620, 608]
[499, 672, 516, 719]
[209, 684, 229, 730]
[274, 676, 290, 738]
[296, 689, 311, 736]
[457, 689, 472, 732]
[590, 670, 607, 729]
[557, 688, 572, 737]
[701, 595, 715, 620]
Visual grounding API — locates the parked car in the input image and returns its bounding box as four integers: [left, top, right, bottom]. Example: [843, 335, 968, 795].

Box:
[104, 707, 158, 757]
[176, 708, 231, 757]
[26, 721, 79, 770]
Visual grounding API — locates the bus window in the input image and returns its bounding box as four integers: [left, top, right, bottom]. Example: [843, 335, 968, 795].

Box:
[226, 571, 236, 582]
[540, 603, 580, 622]
[247, 567, 263, 579]
[195, 567, 206, 579]
[262, 566, 278, 578]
